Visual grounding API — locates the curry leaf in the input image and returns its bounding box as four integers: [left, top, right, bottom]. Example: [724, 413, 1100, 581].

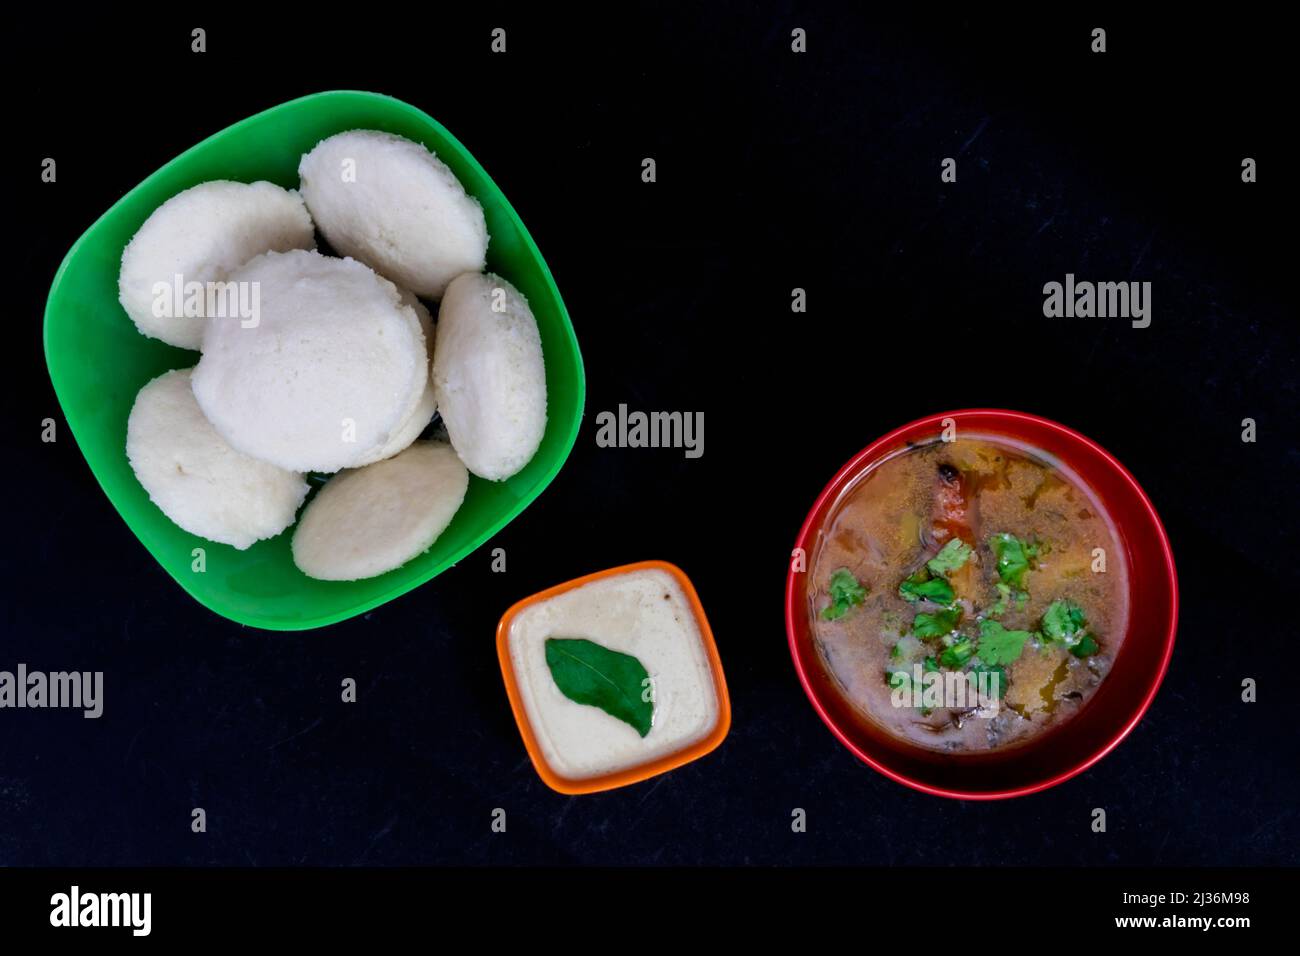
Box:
[544, 638, 654, 737]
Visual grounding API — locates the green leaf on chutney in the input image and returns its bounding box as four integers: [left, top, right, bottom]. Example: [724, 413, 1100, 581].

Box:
[544, 638, 654, 737]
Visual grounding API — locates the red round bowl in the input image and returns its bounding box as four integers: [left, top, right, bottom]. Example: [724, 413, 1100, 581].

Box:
[785, 409, 1178, 800]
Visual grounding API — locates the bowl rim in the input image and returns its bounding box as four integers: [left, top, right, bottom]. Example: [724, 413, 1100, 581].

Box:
[784, 408, 1179, 800]
[42, 89, 586, 631]
[496, 559, 732, 795]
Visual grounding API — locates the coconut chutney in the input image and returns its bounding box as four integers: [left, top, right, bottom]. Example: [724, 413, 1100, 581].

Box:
[507, 567, 722, 781]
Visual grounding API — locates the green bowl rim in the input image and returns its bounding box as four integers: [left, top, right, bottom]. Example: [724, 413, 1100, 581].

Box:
[42, 89, 587, 632]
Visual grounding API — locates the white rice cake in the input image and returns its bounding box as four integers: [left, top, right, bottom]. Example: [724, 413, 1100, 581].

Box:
[292, 441, 469, 581]
[192, 249, 428, 474]
[126, 368, 309, 550]
[118, 180, 314, 350]
[355, 290, 438, 466]
[432, 272, 547, 481]
[298, 130, 488, 299]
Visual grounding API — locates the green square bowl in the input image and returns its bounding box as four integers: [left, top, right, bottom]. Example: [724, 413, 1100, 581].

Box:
[44, 90, 585, 631]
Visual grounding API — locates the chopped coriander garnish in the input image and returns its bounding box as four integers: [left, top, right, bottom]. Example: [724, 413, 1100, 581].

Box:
[977, 619, 1031, 665]
[985, 582, 1017, 618]
[926, 538, 972, 576]
[899, 539, 970, 605]
[898, 569, 954, 605]
[939, 637, 976, 668]
[987, 582, 1027, 617]
[1039, 598, 1101, 656]
[822, 568, 868, 621]
[1041, 599, 1087, 642]
[1070, 634, 1101, 658]
[923, 656, 941, 673]
[913, 605, 963, 640]
[968, 660, 1008, 699]
[989, 532, 1039, 589]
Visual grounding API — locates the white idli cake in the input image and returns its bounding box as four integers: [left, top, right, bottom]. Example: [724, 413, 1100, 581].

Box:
[292, 441, 469, 581]
[126, 368, 309, 550]
[298, 130, 488, 299]
[433, 272, 547, 481]
[118, 180, 315, 350]
[192, 249, 429, 474]
[356, 290, 438, 466]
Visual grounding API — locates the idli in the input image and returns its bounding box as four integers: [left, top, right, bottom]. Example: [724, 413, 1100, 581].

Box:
[292, 441, 469, 581]
[355, 291, 438, 466]
[118, 180, 315, 350]
[193, 250, 428, 474]
[298, 130, 488, 299]
[432, 272, 547, 481]
[126, 368, 309, 550]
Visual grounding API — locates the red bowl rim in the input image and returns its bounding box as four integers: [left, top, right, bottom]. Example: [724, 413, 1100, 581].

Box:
[784, 408, 1179, 800]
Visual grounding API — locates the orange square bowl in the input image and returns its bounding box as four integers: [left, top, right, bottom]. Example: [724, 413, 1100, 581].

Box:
[496, 560, 731, 795]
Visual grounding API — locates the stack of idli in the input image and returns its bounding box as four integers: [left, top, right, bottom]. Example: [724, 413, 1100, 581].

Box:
[116, 129, 549, 582]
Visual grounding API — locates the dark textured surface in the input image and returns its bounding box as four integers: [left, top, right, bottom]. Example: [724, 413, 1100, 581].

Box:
[4, 11, 1296, 866]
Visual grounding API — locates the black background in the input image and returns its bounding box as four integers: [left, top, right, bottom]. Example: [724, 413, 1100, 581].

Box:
[4, 9, 1296, 867]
